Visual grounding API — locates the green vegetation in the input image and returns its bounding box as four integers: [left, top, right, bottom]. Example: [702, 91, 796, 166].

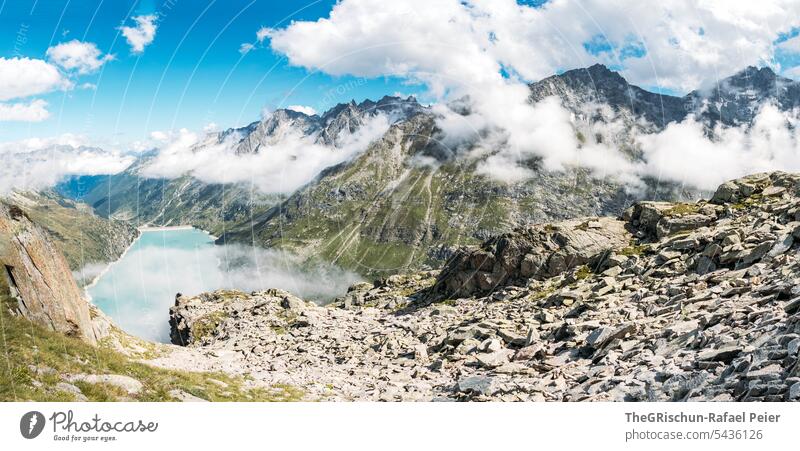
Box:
[191, 311, 229, 342]
[574, 265, 593, 280]
[664, 202, 701, 217]
[15, 191, 138, 272]
[619, 243, 649, 256]
[0, 290, 303, 401]
[731, 193, 764, 211]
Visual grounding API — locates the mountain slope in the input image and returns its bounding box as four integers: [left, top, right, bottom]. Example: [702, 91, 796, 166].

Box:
[85, 66, 800, 278]
[218, 113, 634, 276]
[8, 191, 137, 275]
[80, 96, 424, 236]
[529, 63, 688, 130]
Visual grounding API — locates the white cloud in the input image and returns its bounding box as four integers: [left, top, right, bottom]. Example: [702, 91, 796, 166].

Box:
[785, 66, 800, 79]
[120, 15, 158, 54]
[239, 43, 255, 54]
[149, 130, 169, 141]
[286, 105, 317, 116]
[266, 0, 798, 94]
[46, 40, 114, 74]
[0, 99, 50, 122]
[0, 136, 134, 194]
[142, 113, 390, 194]
[256, 26, 270, 42]
[638, 104, 800, 190]
[0, 57, 70, 101]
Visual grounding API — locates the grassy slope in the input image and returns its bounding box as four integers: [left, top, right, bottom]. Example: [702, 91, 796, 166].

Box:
[83, 162, 280, 237]
[0, 279, 302, 402]
[14, 191, 138, 272]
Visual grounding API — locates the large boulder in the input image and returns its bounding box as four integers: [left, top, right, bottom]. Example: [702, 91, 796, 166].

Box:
[436, 217, 632, 297]
[0, 203, 96, 344]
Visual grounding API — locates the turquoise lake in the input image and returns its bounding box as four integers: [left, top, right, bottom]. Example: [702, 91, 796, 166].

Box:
[86, 227, 361, 343]
[88, 228, 218, 343]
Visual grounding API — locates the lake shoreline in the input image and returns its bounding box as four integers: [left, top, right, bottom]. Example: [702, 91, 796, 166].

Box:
[138, 224, 219, 240]
[81, 228, 143, 299]
[82, 225, 218, 301]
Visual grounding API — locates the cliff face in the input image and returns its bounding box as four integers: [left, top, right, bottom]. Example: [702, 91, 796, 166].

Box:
[10, 190, 138, 274]
[0, 202, 96, 344]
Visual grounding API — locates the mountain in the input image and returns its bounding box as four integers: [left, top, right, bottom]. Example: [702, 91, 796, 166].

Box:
[217, 114, 633, 276]
[529, 63, 687, 131]
[80, 153, 280, 237]
[687, 66, 800, 127]
[79, 96, 425, 236]
[82, 66, 800, 277]
[1, 201, 96, 343]
[0, 203, 302, 401]
[166, 172, 800, 401]
[539, 64, 800, 131]
[8, 190, 137, 276]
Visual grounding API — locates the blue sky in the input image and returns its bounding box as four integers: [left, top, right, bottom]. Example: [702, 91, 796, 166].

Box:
[0, 0, 419, 146]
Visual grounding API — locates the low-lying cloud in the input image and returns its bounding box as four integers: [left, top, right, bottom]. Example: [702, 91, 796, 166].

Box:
[86, 235, 361, 342]
[141, 113, 390, 194]
[638, 104, 800, 190]
[0, 136, 134, 194]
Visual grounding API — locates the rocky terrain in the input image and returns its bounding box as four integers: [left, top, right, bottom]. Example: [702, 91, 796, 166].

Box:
[9, 190, 138, 275]
[161, 172, 800, 401]
[79, 96, 425, 237]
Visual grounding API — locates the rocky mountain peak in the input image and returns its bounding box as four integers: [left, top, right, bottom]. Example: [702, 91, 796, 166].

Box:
[529, 64, 687, 130]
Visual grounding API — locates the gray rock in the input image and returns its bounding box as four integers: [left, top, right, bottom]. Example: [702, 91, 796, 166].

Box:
[696, 346, 742, 363]
[457, 376, 496, 396]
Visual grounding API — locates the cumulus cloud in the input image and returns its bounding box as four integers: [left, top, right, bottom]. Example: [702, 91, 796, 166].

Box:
[0, 99, 50, 122]
[120, 15, 158, 54]
[239, 43, 255, 54]
[785, 66, 800, 79]
[0, 57, 69, 101]
[256, 26, 270, 42]
[142, 112, 390, 193]
[46, 40, 114, 74]
[267, 0, 798, 94]
[86, 238, 361, 342]
[0, 136, 134, 194]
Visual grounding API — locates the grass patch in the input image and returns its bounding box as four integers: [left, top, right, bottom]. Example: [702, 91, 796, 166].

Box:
[664, 203, 701, 216]
[574, 265, 593, 280]
[0, 306, 303, 402]
[191, 311, 229, 342]
[619, 243, 648, 257]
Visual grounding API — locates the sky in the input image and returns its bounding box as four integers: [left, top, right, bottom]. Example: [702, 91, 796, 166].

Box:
[2, 0, 800, 192]
[0, 0, 419, 147]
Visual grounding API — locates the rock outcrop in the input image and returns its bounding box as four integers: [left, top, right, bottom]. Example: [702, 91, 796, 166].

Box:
[436, 217, 632, 297]
[0, 202, 96, 343]
[164, 172, 800, 401]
